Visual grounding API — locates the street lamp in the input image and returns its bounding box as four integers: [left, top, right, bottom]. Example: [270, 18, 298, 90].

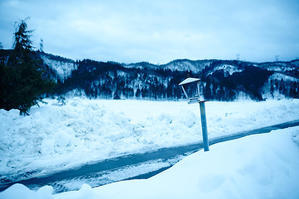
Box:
[179, 77, 210, 152]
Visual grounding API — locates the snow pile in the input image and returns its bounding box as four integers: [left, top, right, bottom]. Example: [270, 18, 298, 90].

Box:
[0, 99, 299, 180]
[1, 127, 299, 199]
[0, 184, 53, 199]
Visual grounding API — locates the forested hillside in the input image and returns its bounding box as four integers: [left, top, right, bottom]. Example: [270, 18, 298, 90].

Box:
[1, 50, 298, 101]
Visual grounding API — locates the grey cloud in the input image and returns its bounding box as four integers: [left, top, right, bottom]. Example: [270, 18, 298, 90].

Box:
[0, 0, 298, 63]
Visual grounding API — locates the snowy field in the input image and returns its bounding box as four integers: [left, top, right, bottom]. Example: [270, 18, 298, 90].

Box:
[0, 98, 299, 182]
[1, 126, 299, 199]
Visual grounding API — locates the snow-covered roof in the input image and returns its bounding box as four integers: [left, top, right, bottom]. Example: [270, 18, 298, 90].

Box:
[179, 77, 200, 85]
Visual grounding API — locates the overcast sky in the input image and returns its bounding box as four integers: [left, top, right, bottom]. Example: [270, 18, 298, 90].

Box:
[0, 0, 298, 64]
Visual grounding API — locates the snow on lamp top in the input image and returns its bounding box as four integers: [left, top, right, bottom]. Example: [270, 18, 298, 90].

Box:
[179, 77, 200, 85]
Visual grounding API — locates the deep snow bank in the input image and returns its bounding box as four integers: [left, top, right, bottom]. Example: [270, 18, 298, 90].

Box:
[1, 127, 299, 199]
[0, 98, 299, 179]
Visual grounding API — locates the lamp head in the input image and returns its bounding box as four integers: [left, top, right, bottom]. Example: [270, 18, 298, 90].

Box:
[179, 77, 202, 103]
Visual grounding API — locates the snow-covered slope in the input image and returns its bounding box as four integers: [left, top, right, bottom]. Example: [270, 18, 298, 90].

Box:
[123, 62, 159, 70]
[207, 64, 243, 76]
[268, 73, 299, 82]
[124, 59, 212, 73]
[40, 54, 78, 81]
[1, 127, 299, 199]
[123, 59, 213, 73]
[161, 59, 210, 73]
[258, 60, 299, 73]
[58, 58, 298, 101]
[2, 49, 297, 100]
[124, 59, 299, 76]
[0, 98, 298, 183]
[261, 72, 299, 99]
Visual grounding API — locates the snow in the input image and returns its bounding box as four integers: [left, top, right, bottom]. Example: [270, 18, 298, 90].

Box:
[163, 60, 205, 73]
[179, 77, 200, 85]
[41, 55, 77, 81]
[269, 73, 299, 82]
[258, 62, 297, 73]
[261, 72, 299, 100]
[1, 127, 299, 199]
[0, 98, 299, 183]
[208, 64, 243, 76]
[124, 60, 210, 73]
[0, 184, 53, 199]
[56, 156, 184, 192]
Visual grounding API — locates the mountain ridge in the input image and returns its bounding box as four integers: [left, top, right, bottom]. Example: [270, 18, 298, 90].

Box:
[1, 49, 298, 101]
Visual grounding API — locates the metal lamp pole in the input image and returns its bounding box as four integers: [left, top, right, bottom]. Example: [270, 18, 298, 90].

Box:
[179, 77, 210, 152]
[199, 101, 209, 151]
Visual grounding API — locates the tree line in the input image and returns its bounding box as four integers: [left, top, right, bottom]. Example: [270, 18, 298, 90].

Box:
[56, 59, 298, 101]
[1, 20, 298, 114]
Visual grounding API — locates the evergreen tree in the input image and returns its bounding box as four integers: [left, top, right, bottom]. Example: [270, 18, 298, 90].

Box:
[0, 19, 55, 115]
[270, 80, 274, 97]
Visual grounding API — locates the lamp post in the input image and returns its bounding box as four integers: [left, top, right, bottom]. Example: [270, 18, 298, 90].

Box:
[179, 78, 209, 152]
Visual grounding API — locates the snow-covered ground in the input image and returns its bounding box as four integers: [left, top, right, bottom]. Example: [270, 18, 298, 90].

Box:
[0, 98, 299, 181]
[1, 126, 299, 199]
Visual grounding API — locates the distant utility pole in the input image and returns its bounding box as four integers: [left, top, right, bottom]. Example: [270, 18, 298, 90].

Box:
[39, 39, 44, 52]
